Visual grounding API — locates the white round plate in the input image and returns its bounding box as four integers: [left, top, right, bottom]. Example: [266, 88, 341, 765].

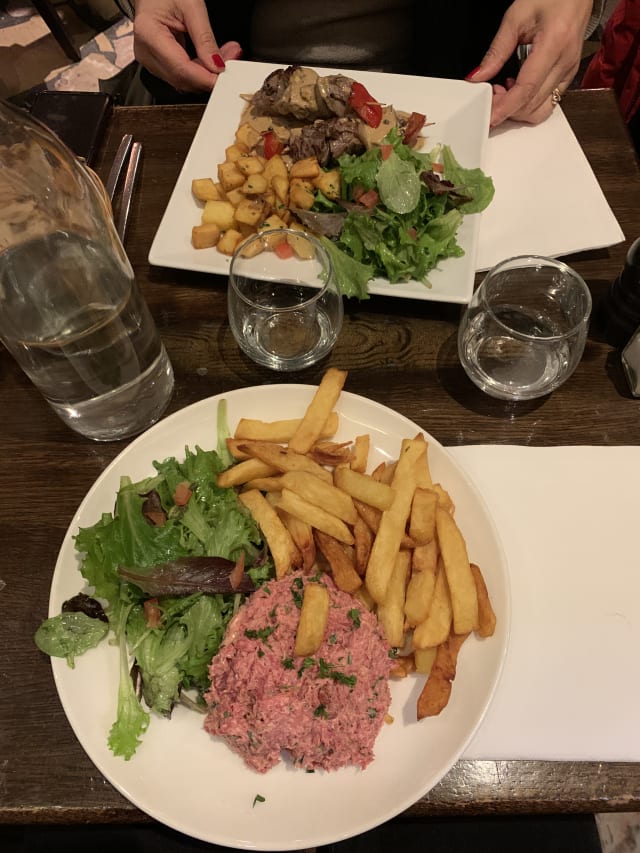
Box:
[50, 386, 510, 850]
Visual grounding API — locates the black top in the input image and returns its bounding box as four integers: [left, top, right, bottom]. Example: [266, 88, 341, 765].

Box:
[141, 0, 515, 103]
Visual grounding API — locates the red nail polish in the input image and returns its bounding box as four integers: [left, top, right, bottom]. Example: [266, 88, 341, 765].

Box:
[465, 65, 481, 81]
[212, 53, 225, 70]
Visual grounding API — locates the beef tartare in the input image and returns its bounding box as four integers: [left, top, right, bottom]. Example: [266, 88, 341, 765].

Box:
[204, 571, 393, 773]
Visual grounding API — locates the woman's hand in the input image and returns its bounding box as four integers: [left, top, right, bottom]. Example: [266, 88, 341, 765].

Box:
[133, 0, 243, 93]
[467, 0, 594, 126]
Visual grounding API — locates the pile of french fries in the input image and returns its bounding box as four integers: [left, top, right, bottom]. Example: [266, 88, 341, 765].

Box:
[191, 120, 339, 257]
[218, 368, 496, 720]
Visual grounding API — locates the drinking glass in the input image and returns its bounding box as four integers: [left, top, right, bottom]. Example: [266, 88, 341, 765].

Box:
[228, 229, 343, 371]
[458, 255, 592, 400]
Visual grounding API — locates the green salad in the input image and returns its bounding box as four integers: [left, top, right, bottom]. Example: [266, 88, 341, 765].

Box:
[312, 129, 495, 299]
[35, 406, 273, 760]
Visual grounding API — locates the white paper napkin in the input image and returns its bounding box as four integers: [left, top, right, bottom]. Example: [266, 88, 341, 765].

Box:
[477, 107, 625, 272]
[447, 445, 640, 761]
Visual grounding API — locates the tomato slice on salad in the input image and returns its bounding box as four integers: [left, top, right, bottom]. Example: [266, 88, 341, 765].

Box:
[349, 82, 383, 128]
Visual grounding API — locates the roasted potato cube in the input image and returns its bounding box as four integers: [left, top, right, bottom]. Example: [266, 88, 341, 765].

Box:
[191, 178, 221, 202]
[287, 229, 315, 259]
[191, 222, 220, 249]
[236, 155, 264, 176]
[225, 142, 249, 162]
[263, 154, 288, 185]
[272, 174, 289, 205]
[238, 234, 266, 258]
[289, 178, 315, 210]
[290, 157, 321, 179]
[313, 169, 341, 200]
[258, 214, 288, 248]
[225, 188, 245, 207]
[242, 173, 269, 195]
[217, 161, 245, 192]
[235, 197, 265, 227]
[217, 228, 243, 256]
[235, 122, 262, 151]
[202, 200, 236, 231]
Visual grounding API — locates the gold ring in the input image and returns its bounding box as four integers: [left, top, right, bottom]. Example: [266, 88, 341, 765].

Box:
[551, 87, 562, 106]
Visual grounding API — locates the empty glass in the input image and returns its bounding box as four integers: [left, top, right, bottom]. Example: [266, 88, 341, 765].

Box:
[458, 255, 592, 400]
[228, 229, 343, 371]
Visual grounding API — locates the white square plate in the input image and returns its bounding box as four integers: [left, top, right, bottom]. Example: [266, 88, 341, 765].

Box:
[149, 60, 492, 304]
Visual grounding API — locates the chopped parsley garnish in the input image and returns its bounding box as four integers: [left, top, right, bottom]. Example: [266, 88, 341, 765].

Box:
[297, 656, 315, 677]
[367, 707, 378, 719]
[282, 657, 294, 669]
[291, 577, 304, 608]
[253, 794, 266, 807]
[244, 625, 276, 642]
[348, 608, 361, 628]
[317, 657, 357, 688]
[388, 647, 399, 658]
[314, 704, 329, 718]
[328, 633, 337, 644]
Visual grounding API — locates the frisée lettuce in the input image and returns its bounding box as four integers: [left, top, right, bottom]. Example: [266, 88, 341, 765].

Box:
[35, 423, 273, 760]
[313, 130, 494, 299]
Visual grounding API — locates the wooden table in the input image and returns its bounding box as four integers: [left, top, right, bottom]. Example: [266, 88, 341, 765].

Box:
[2, 90, 639, 834]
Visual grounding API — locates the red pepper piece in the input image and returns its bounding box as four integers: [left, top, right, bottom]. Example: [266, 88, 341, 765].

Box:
[402, 111, 427, 146]
[263, 130, 284, 159]
[349, 82, 383, 128]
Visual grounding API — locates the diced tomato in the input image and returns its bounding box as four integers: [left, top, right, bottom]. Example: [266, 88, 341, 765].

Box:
[262, 130, 283, 160]
[274, 240, 294, 259]
[408, 227, 417, 240]
[357, 188, 379, 209]
[173, 481, 192, 506]
[402, 111, 427, 146]
[380, 144, 393, 161]
[144, 598, 162, 629]
[348, 81, 383, 128]
[432, 162, 444, 173]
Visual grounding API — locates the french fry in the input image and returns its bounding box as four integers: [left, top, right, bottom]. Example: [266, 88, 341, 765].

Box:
[377, 550, 410, 648]
[353, 514, 374, 576]
[470, 563, 496, 638]
[288, 368, 347, 454]
[365, 438, 426, 603]
[314, 530, 362, 594]
[238, 489, 300, 579]
[234, 412, 339, 443]
[412, 560, 452, 649]
[308, 440, 352, 467]
[277, 488, 354, 545]
[353, 582, 375, 611]
[409, 434, 433, 489]
[409, 488, 438, 545]
[238, 441, 332, 483]
[243, 476, 284, 492]
[353, 499, 415, 550]
[350, 434, 370, 473]
[404, 540, 439, 627]
[417, 632, 470, 719]
[432, 483, 455, 514]
[414, 646, 437, 675]
[390, 653, 415, 678]
[293, 582, 330, 656]
[278, 508, 316, 573]
[334, 466, 394, 512]
[280, 470, 357, 525]
[217, 458, 278, 488]
[436, 508, 478, 635]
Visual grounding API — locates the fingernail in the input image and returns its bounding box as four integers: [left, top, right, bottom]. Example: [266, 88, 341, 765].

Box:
[465, 65, 482, 81]
[212, 53, 225, 70]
